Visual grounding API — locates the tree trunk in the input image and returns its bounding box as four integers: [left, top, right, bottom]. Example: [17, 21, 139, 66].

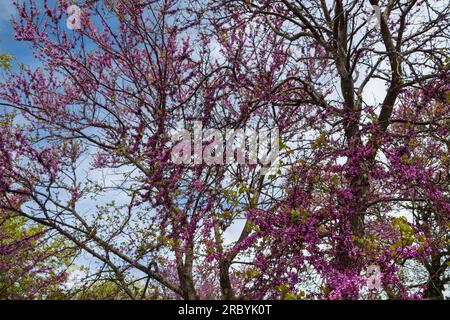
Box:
[424, 254, 445, 300]
[219, 259, 233, 299]
[178, 245, 198, 300]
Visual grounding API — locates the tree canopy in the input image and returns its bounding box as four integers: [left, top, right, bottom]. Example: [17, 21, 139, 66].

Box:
[0, 0, 448, 300]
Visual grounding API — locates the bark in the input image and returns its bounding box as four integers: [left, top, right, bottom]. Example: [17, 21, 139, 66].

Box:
[219, 259, 233, 300]
[177, 245, 198, 300]
[423, 252, 446, 300]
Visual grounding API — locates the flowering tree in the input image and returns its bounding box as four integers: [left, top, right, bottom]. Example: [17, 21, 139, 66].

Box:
[0, 115, 71, 299]
[200, 0, 450, 299]
[0, 0, 448, 300]
[0, 206, 71, 299]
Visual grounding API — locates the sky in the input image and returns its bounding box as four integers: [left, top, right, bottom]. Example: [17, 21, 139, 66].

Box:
[0, 0, 37, 69]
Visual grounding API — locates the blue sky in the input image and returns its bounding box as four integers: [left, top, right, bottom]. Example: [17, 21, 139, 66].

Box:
[0, 0, 37, 70]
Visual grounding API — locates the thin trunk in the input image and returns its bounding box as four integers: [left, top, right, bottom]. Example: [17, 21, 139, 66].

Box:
[424, 254, 445, 300]
[178, 245, 198, 300]
[219, 259, 233, 300]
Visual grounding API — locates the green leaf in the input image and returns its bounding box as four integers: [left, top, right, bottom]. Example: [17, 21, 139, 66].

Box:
[291, 209, 299, 223]
[0, 53, 13, 70]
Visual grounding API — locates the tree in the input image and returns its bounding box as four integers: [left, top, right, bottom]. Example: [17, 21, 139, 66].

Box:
[0, 0, 448, 300]
[0, 209, 72, 299]
[199, 0, 449, 299]
[0, 116, 72, 299]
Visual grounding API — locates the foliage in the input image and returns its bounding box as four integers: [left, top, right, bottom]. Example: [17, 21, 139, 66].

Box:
[0, 0, 448, 300]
